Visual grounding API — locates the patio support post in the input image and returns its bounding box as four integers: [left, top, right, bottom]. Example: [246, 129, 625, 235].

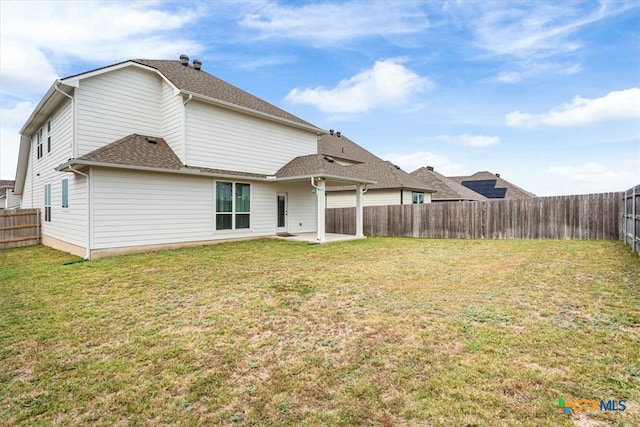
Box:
[356, 184, 364, 238]
[316, 178, 326, 242]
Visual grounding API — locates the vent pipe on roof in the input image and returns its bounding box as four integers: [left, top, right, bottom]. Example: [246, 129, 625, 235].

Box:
[336, 131, 341, 137]
[329, 129, 334, 135]
[193, 59, 202, 70]
[180, 54, 189, 66]
[426, 166, 434, 171]
[495, 173, 500, 177]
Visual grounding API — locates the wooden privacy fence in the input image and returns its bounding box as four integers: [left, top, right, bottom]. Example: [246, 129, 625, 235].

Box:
[622, 185, 640, 253]
[0, 209, 41, 250]
[327, 192, 624, 241]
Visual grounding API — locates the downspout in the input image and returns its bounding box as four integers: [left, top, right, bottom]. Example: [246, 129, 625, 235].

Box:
[54, 82, 75, 158]
[66, 165, 91, 259]
[182, 94, 192, 165]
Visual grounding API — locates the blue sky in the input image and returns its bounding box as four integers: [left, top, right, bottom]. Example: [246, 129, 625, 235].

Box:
[1, 0, 638, 195]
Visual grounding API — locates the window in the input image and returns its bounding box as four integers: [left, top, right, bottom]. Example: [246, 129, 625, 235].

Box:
[36, 121, 51, 159]
[216, 181, 251, 230]
[44, 184, 52, 222]
[412, 192, 424, 204]
[37, 128, 43, 159]
[47, 120, 51, 153]
[62, 179, 69, 208]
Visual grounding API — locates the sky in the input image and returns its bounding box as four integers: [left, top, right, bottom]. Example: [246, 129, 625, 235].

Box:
[1, 0, 639, 196]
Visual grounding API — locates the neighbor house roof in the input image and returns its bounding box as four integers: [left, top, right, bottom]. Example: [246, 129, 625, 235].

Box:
[410, 167, 487, 201]
[318, 132, 383, 164]
[327, 161, 435, 192]
[449, 171, 536, 199]
[0, 180, 15, 200]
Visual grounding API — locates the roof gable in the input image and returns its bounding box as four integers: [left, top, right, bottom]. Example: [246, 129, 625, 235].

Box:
[132, 60, 317, 129]
[318, 133, 383, 164]
[328, 161, 435, 192]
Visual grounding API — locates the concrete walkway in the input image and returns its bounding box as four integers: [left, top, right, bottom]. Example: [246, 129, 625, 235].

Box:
[273, 232, 365, 244]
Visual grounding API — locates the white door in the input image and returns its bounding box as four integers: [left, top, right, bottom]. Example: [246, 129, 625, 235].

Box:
[276, 193, 288, 233]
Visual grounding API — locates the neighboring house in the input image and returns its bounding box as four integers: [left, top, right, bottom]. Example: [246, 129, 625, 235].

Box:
[0, 180, 21, 209]
[410, 166, 487, 202]
[448, 171, 536, 199]
[318, 132, 435, 208]
[14, 56, 374, 258]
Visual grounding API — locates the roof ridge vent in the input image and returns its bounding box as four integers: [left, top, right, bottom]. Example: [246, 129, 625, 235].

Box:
[179, 54, 189, 66]
[146, 137, 158, 144]
[426, 166, 434, 171]
[193, 59, 202, 70]
[336, 131, 341, 137]
[324, 155, 335, 163]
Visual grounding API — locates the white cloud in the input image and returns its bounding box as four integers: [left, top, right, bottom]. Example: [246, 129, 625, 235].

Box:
[506, 88, 640, 127]
[383, 152, 464, 176]
[450, 1, 639, 81]
[285, 59, 432, 113]
[546, 161, 639, 194]
[1, 101, 35, 179]
[0, 1, 202, 95]
[240, 1, 429, 46]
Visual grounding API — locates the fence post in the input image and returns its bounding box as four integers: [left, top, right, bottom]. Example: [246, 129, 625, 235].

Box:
[633, 187, 638, 253]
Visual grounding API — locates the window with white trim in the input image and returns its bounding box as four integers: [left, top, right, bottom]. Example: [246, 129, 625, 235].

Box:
[62, 179, 69, 208]
[36, 120, 51, 159]
[412, 192, 424, 204]
[44, 184, 52, 221]
[215, 181, 250, 230]
[37, 128, 43, 159]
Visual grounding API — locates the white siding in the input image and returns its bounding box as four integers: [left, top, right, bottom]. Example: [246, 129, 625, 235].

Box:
[185, 101, 317, 174]
[160, 81, 184, 162]
[20, 99, 87, 247]
[274, 182, 317, 233]
[75, 66, 161, 156]
[327, 189, 402, 208]
[91, 169, 288, 249]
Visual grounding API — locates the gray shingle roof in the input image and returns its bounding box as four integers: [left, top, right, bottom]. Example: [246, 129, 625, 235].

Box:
[318, 133, 383, 164]
[275, 154, 374, 183]
[77, 134, 184, 170]
[411, 167, 487, 201]
[327, 161, 435, 192]
[131, 59, 318, 129]
[448, 171, 536, 199]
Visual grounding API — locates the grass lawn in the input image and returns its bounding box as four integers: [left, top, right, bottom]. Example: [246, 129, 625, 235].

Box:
[1, 238, 639, 426]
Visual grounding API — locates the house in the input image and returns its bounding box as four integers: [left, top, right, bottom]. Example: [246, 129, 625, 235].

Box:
[0, 180, 20, 209]
[13, 56, 375, 258]
[410, 166, 487, 202]
[448, 171, 536, 199]
[318, 132, 436, 208]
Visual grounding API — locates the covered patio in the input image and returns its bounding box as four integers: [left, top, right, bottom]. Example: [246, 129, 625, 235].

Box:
[273, 154, 376, 243]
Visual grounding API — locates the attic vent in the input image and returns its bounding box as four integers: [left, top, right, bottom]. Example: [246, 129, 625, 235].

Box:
[324, 155, 335, 163]
[336, 131, 341, 137]
[329, 129, 334, 135]
[394, 164, 400, 170]
[147, 137, 158, 144]
[426, 166, 434, 171]
[495, 173, 500, 178]
[179, 54, 189, 66]
[193, 59, 202, 70]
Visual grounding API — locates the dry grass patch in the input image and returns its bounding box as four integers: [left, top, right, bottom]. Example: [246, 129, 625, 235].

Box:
[1, 238, 638, 426]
